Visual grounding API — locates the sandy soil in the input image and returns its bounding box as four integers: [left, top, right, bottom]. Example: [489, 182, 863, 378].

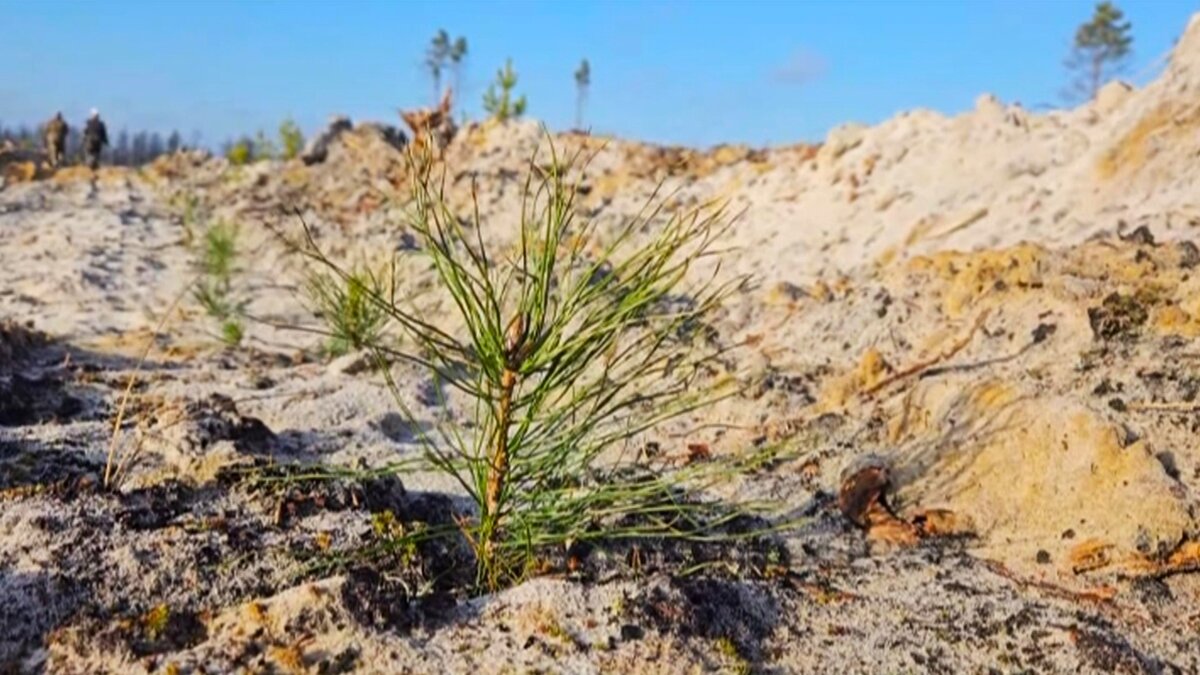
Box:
[4, 13, 1200, 675]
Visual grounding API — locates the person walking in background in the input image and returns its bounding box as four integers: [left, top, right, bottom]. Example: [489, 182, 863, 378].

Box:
[43, 111, 68, 168]
[82, 109, 108, 169]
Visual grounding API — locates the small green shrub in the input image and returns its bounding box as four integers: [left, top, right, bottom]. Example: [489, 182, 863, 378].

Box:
[304, 262, 391, 357]
[199, 220, 238, 281]
[226, 140, 251, 166]
[279, 119, 304, 160]
[483, 59, 527, 122]
[192, 279, 238, 319]
[168, 191, 204, 246]
[295, 142, 758, 589]
[191, 220, 246, 346]
[220, 318, 245, 347]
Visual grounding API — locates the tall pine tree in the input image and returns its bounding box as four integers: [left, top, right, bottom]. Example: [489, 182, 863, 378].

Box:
[426, 29, 450, 104]
[1064, 2, 1133, 103]
[450, 36, 468, 118]
[574, 59, 591, 130]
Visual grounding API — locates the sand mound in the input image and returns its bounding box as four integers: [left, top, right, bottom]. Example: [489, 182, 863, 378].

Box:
[789, 234, 1200, 581]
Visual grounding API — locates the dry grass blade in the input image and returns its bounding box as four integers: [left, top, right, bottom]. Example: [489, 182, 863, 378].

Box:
[104, 282, 192, 490]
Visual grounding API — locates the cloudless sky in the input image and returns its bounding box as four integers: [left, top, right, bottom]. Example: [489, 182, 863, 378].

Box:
[2, 0, 1196, 148]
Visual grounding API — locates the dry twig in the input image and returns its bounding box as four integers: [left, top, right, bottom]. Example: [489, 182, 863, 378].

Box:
[1126, 400, 1200, 413]
[861, 309, 991, 397]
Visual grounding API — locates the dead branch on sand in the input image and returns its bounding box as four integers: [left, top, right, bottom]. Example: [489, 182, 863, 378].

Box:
[861, 309, 991, 398]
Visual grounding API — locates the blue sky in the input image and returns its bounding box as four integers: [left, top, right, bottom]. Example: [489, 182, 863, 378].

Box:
[2, 0, 1196, 148]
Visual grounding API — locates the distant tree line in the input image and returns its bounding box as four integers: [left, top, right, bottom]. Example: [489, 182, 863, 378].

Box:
[0, 120, 186, 166]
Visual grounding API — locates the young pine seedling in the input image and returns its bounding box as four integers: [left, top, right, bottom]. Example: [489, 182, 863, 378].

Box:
[295, 140, 757, 589]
